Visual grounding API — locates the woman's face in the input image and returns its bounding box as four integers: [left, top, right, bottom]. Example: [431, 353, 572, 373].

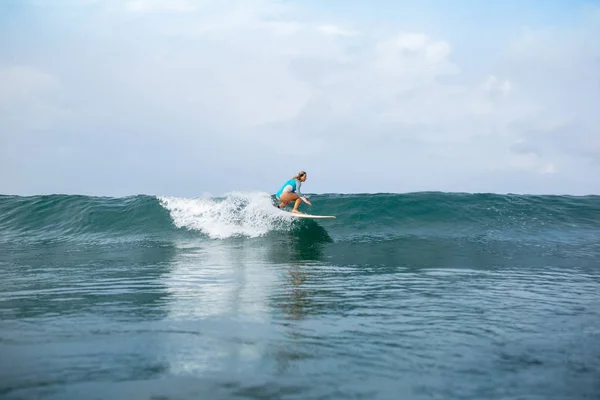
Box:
[300, 173, 307, 182]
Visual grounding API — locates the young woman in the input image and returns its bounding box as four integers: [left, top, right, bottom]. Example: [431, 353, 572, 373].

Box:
[275, 170, 312, 213]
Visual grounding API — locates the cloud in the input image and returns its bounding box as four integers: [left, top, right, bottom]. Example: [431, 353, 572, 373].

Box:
[316, 24, 357, 37]
[126, 0, 196, 12]
[0, 65, 71, 134]
[0, 65, 59, 105]
[480, 75, 512, 97]
[1, 0, 599, 196]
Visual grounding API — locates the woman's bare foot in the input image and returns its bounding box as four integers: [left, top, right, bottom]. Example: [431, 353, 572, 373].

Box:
[291, 209, 303, 214]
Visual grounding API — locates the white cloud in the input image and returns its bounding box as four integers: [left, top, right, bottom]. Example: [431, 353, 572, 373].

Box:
[480, 75, 512, 97]
[1, 0, 599, 195]
[125, 0, 196, 12]
[316, 24, 357, 37]
[0, 66, 59, 105]
[0, 65, 72, 134]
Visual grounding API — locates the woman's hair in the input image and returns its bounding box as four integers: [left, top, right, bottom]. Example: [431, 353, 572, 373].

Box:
[291, 171, 307, 180]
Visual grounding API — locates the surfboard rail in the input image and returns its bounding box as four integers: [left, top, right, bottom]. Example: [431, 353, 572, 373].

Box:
[290, 213, 336, 219]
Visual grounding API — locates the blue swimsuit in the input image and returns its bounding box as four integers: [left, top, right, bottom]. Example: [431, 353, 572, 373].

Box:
[276, 179, 302, 200]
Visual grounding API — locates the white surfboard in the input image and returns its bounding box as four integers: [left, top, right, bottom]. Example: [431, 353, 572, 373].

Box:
[288, 212, 336, 219]
[273, 204, 335, 219]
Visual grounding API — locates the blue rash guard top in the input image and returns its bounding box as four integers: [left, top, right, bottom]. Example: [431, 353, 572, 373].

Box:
[276, 179, 302, 199]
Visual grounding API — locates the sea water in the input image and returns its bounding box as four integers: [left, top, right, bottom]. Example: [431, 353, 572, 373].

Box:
[1, 192, 599, 399]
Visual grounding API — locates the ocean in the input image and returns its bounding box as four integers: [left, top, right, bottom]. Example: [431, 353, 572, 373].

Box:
[1, 191, 599, 399]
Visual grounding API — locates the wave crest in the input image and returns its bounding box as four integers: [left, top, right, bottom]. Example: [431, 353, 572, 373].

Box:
[158, 192, 296, 239]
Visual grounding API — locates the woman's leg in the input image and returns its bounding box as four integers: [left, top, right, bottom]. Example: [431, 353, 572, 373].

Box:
[291, 198, 302, 213]
[277, 192, 300, 211]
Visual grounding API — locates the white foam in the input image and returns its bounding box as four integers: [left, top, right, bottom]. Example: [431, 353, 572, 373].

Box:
[157, 191, 296, 239]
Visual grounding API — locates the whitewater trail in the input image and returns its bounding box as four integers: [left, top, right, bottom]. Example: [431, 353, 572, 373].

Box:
[157, 191, 297, 239]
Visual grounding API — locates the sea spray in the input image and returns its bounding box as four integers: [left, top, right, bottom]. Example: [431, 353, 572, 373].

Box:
[157, 192, 295, 239]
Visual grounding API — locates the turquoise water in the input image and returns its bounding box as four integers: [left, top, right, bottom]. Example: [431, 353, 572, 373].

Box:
[1, 192, 599, 399]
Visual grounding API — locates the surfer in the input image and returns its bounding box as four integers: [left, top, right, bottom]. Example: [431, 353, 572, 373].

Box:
[275, 170, 312, 213]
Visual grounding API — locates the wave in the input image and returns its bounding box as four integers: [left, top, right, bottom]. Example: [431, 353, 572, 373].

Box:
[0, 192, 598, 245]
[315, 192, 600, 242]
[157, 192, 295, 239]
[0, 194, 171, 244]
[0, 192, 298, 243]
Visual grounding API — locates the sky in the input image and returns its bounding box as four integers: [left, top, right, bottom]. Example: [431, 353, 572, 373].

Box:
[1, 0, 599, 197]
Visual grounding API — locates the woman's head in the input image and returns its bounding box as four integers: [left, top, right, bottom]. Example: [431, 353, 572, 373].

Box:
[293, 171, 307, 182]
